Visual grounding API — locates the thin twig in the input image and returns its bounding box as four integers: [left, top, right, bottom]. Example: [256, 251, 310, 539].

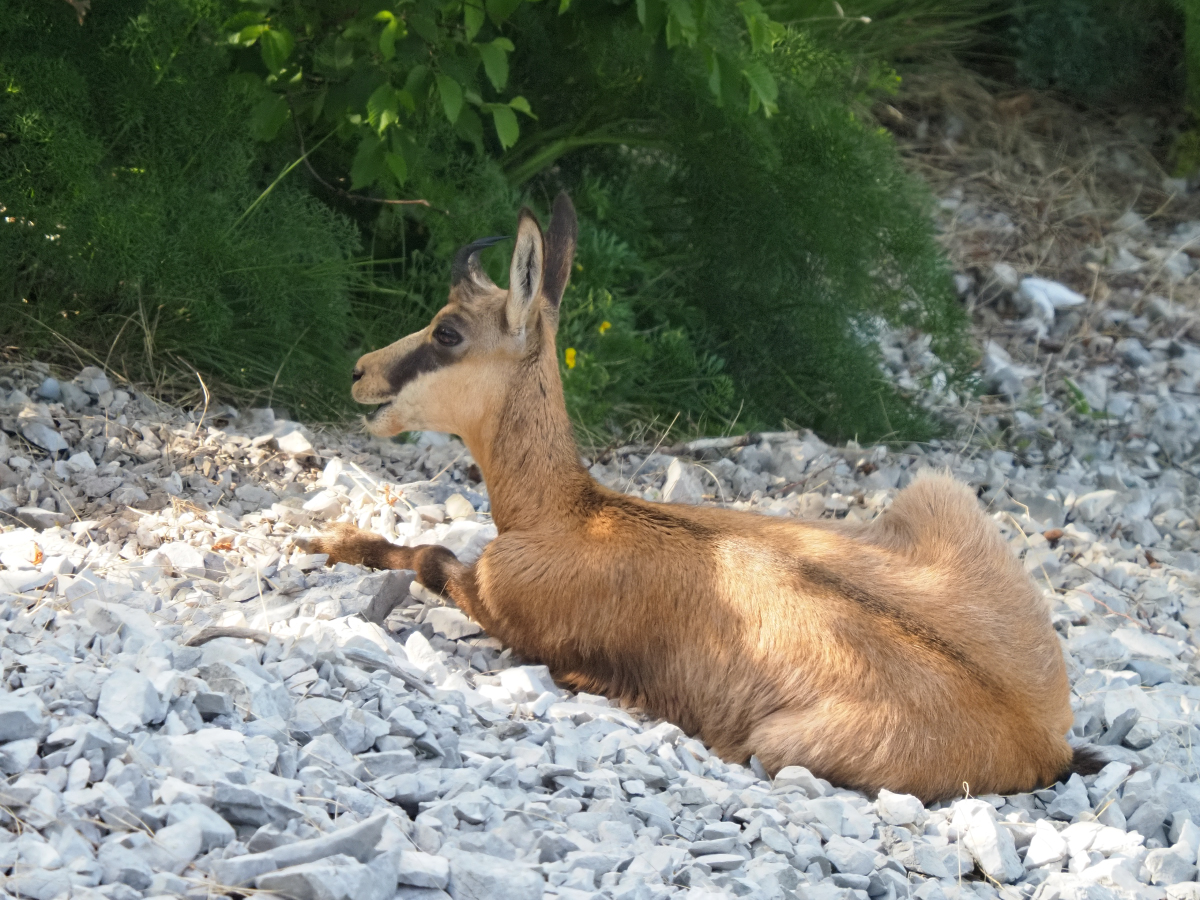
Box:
[266, 325, 311, 412]
[288, 97, 447, 214]
[185, 626, 272, 646]
[228, 130, 337, 234]
[191, 370, 211, 442]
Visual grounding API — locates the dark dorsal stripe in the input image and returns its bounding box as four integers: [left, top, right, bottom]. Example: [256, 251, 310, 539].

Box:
[792, 560, 993, 685]
[451, 236, 508, 288]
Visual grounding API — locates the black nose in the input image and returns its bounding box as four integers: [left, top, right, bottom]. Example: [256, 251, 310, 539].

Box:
[351, 366, 364, 382]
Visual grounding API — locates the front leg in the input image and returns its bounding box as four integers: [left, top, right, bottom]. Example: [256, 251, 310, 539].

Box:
[295, 523, 483, 620]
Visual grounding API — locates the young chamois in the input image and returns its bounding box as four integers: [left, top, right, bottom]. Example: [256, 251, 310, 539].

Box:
[301, 193, 1098, 802]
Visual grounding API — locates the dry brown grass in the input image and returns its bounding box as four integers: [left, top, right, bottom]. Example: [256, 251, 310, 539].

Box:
[886, 66, 1194, 288]
[882, 65, 1200, 353]
[873, 64, 1200, 443]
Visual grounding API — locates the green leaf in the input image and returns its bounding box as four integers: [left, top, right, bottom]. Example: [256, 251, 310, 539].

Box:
[333, 35, 355, 69]
[486, 0, 522, 26]
[455, 107, 484, 150]
[260, 27, 294, 72]
[409, 12, 438, 44]
[743, 61, 778, 116]
[367, 84, 400, 133]
[478, 39, 511, 91]
[404, 65, 429, 94]
[310, 88, 327, 121]
[436, 74, 463, 123]
[664, 0, 697, 46]
[508, 94, 532, 115]
[378, 18, 402, 60]
[249, 94, 289, 140]
[491, 104, 519, 148]
[235, 23, 268, 45]
[350, 134, 386, 189]
[558, 0, 571, 12]
[748, 17, 770, 54]
[384, 151, 408, 185]
[223, 11, 266, 33]
[464, 0, 485, 41]
[737, 0, 767, 54]
[712, 51, 742, 108]
[664, 15, 680, 47]
[636, 0, 666, 34]
[706, 49, 722, 99]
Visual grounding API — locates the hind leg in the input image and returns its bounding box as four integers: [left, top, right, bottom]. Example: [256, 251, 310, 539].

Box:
[744, 707, 848, 781]
[746, 705, 936, 798]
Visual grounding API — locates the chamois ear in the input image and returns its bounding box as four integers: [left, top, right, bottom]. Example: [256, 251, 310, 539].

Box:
[542, 192, 578, 319]
[506, 208, 544, 338]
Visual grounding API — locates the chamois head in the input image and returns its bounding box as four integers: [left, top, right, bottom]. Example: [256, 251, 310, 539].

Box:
[351, 193, 578, 439]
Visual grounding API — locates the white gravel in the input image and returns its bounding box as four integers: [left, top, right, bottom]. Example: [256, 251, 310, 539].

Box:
[3, 206, 1200, 900]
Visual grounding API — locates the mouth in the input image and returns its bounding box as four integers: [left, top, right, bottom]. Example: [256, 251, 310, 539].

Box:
[362, 401, 404, 437]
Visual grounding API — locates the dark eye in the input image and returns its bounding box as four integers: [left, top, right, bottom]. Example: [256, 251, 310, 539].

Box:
[433, 325, 462, 347]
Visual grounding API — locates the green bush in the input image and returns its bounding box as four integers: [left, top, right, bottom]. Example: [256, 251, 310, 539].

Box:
[1005, 0, 1183, 103]
[555, 177, 737, 439]
[510, 14, 970, 440]
[0, 0, 362, 417]
[2, 0, 970, 445]
[647, 31, 970, 440]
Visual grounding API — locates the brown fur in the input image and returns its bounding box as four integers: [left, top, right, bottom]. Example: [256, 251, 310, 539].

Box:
[299, 193, 1079, 802]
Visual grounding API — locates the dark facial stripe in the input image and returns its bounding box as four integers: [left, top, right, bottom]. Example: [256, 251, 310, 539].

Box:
[384, 342, 448, 394]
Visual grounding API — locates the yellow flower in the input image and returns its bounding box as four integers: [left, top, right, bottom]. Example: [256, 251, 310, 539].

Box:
[565, 347, 577, 369]
[598, 321, 612, 335]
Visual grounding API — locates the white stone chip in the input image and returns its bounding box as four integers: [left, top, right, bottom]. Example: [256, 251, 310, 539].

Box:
[876, 788, 926, 826]
[952, 798, 1024, 883]
[278, 429, 317, 459]
[0, 694, 45, 742]
[426, 606, 483, 639]
[97, 669, 165, 734]
[445, 494, 476, 519]
[662, 458, 704, 504]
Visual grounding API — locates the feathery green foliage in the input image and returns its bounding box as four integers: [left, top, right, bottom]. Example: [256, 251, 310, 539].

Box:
[766, 0, 993, 62]
[2, 0, 971, 444]
[0, 0, 362, 417]
[510, 14, 969, 440]
[644, 32, 969, 440]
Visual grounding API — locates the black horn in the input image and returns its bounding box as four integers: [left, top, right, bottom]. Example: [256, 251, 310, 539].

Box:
[451, 235, 509, 288]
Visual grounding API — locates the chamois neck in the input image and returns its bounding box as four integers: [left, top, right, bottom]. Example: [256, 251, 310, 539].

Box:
[466, 343, 590, 532]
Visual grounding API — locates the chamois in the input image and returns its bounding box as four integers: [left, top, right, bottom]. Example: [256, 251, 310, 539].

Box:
[300, 193, 1099, 801]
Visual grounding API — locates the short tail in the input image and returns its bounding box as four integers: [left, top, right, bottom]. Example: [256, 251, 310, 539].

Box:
[1060, 744, 1108, 781]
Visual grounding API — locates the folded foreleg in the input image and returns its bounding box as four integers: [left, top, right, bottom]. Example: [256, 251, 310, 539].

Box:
[295, 523, 483, 619]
